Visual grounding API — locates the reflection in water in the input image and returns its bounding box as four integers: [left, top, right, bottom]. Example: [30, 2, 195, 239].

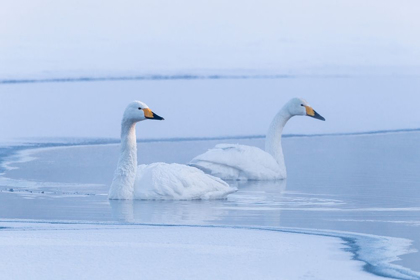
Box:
[110, 199, 229, 224]
[110, 180, 287, 225]
[229, 179, 287, 204]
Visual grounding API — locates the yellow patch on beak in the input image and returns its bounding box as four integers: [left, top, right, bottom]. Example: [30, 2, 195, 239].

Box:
[142, 108, 154, 118]
[305, 106, 315, 117]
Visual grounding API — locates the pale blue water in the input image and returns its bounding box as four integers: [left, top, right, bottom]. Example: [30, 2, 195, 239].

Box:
[1, 132, 420, 279]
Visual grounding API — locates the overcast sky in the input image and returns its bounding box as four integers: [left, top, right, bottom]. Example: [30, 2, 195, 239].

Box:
[1, 0, 420, 78]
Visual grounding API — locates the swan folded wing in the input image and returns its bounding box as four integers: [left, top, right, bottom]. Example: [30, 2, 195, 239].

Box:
[189, 144, 285, 180]
[134, 163, 237, 200]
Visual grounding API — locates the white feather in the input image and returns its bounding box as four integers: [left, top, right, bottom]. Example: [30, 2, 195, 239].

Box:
[190, 98, 324, 181]
[109, 101, 236, 200]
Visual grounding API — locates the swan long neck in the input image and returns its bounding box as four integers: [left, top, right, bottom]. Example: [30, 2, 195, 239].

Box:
[265, 105, 292, 168]
[109, 119, 138, 200]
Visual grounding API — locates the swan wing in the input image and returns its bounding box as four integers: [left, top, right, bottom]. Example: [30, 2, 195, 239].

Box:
[190, 144, 285, 180]
[134, 163, 237, 200]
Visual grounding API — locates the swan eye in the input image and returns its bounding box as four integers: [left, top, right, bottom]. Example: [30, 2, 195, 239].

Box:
[138, 107, 142, 110]
[301, 104, 304, 106]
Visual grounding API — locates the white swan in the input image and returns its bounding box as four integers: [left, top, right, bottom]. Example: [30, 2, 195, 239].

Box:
[189, 98, 325, 181]
[109, 101, 237, 200]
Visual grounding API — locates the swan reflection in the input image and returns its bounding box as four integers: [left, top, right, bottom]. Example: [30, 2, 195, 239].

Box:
[110, 180, 287, 226]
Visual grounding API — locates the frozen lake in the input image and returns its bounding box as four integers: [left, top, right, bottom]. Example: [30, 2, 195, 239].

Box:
[1, 131, 420, 279]
[2, 0, 420, 276]
[1, 77, 420, 279]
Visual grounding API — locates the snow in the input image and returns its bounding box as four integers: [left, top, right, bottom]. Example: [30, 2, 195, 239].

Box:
[1, 135, 420, 279]
[0, 221, 387, 280]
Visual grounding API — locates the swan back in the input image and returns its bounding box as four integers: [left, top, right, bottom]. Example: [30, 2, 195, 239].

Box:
[189, 97, 324, 182]
[190, 144, 285, 180]
[134, 163, 237, 200]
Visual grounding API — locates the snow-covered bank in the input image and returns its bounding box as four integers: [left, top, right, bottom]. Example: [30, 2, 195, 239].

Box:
[1, 133, 420, 279]
[0, 221, 398, 280]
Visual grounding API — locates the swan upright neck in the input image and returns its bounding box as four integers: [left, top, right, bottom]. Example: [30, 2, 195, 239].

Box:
[265, 105, 292, 171]
[109, 119, 138, 200]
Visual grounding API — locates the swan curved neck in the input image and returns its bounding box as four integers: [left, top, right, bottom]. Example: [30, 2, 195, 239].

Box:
[109, 119, 138, 200]
[265, 106, 292, 167]
[120, 120, 138, 163]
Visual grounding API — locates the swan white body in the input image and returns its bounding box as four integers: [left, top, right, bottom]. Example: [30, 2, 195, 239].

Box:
[190, 98, 325, 181]
[190, 144, 285, 180]
[134, 163, 236, 200]
[109, 101, 236, 200]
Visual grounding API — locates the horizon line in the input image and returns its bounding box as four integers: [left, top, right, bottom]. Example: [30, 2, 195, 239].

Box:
[2, 72, 419, 85]
[9, 128, 420, 145]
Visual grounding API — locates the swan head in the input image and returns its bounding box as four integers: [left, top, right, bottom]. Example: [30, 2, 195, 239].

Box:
[287, 98, 325, 121]
[123, 101, 164, 123]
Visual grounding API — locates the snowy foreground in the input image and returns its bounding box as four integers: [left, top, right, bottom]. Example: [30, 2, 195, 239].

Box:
[0, 221, 388, 280]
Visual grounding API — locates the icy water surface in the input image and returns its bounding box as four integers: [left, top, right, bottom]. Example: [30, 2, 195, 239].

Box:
[1, 132, 420, 277]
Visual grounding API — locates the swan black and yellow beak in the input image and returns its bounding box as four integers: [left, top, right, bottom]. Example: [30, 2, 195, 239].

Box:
[143, 108, 164, 120]
[305, 106, 325, 121]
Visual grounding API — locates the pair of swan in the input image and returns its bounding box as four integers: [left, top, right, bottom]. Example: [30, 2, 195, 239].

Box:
[109, 98, 325, 200]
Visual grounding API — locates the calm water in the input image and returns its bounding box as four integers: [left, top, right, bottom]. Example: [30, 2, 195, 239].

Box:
[1, 132, 420, 274]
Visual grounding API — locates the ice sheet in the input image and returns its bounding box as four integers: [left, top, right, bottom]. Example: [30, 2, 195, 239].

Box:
[0, 221, 395, 280]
